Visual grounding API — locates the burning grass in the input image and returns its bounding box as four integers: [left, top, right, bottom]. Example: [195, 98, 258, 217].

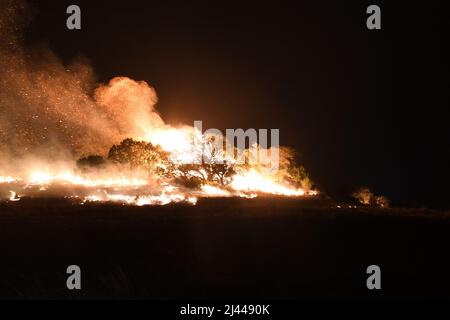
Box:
[0, 136, 318, 206]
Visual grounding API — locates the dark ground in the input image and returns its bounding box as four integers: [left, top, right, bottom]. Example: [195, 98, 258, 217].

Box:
[0, 197, 449, 299]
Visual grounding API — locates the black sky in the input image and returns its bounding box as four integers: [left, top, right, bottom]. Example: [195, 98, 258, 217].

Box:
[23, 0, 445, 207]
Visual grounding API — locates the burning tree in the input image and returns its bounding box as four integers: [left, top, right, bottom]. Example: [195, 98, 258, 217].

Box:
[285, 164, 312, 191]
[174, 162, 236, 188]
[172, 136, 236, 188]
[70, 134, 316, 202]
[107, 138, 173, 178]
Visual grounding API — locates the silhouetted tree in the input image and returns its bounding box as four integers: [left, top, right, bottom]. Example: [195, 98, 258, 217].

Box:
[173, 161, 235, 188]
[171, 136, 236, 188]
[172, 163, 203, 189]
[108, 138, 173, 177]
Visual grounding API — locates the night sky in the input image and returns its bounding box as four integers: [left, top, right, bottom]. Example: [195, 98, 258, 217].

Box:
[24, 0, 445, 208]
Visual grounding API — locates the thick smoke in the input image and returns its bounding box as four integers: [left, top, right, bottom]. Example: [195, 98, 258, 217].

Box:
[0, 0, 165, 166]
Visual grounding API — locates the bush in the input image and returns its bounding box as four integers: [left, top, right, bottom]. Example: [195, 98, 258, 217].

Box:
[374, 195, 390, 208]
[352, 187, 374, 205]
[287, 165, 312, 191]
[279, 147, 313, 191]
[107, 138, 172, 177]
[173, 161, 235, 189]
[352, 187, 390, 207]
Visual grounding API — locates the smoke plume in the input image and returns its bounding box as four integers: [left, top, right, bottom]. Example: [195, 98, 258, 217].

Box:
[0, 0, 165, 164]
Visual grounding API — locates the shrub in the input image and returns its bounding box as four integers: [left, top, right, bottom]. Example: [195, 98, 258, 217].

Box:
[352, 187, 390, 207]
[374, 195, 390, 208]
[352, 187, 374, 205]
[107, 138, 172, 177]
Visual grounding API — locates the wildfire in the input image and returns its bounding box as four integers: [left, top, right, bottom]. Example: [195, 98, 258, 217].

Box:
[0, 76, 318, 206]
[0, 156, 318, 206]
[0, 1, 319, 207]
[0, 95, 319, 206]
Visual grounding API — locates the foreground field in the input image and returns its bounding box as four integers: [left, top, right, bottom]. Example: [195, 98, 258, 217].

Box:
[0, 197, 449, 299]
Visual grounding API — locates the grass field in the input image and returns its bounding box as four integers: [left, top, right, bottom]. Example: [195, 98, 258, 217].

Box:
[0, 197, 449, 299]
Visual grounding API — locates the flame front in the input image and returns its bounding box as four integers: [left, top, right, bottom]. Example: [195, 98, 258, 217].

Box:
[231, 169, 305, 196]
[0, 127, 318, 205]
